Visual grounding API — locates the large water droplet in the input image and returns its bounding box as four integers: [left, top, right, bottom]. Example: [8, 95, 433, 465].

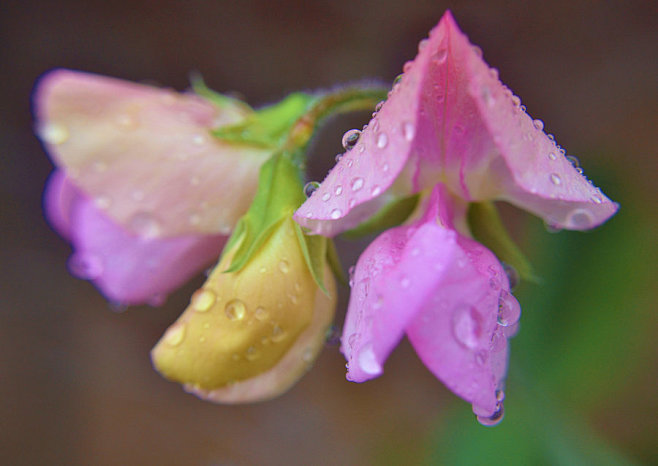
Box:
[129, 212, 161, 238]
[191, 289, 216, 312]
[341, 129, 361, 150]
[224, 299, 246, 321]
[476, 402, 504, 426]
[351, 177, 364, 192]
[402, 121, 415, 141]
[358, 343, 382, 375]
[566, 155, 580, 170]
[550, 173, 562, 185]
[68, 253, 104, 280]
[163, 324, 186, 347]
[304, 181, 320, 198]
[376, 132, 388, 149]
[566, 208, 594, 229]
[39, 122, 69, 145]
[497, 290, 521, 327]
[452, 306, 481, 349]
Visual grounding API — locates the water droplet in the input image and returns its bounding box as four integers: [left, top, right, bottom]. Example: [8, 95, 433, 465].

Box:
[402, 122, 415, 141]
[591, 194, 603, 204]
[382, 163, 389, 172]
[566, 155, 580, 169]
[533, 119, 544, 131]
[351, 177, 364, 192]
[435, 48, 448, 63]
[325, 325, 341, 346]
[358, 343, 382, 375]
[245, 346, 260, 361]
[418, 38, 429, 51]
[39, 122, 70, 145]
[376, 132, 388, 149]
[348, 199, 356, 208]
[392, 74, 403, 86]
[497, 290, 521, 327]
[502, 263, 519, 291]
[321, 192, 330, 202]
[476, 402, 504, 426]
[481, 85, 495, 107]
[550, 173, 562, 185]
[254, 306, 268, 321]
[331, 208, 342, 219]
[224, 299, 246, 321]
[375, 100, 385, 112]
[511, 95, 521, 107]
[129, 212, 161, 237]
[94, 196, 111, 209]
[548, 152, 557, 161]
[335, 185, 343, 196]
[496, 389, 505, 402]
[271, 325, 287, 343]
[163, 324, 186, 347]
[370, 186, 381, 196]
[566, 209, 594, 229]
[278, 260, 290, 274]
[452, 306, 481, 349]
[191, 289, 216, 312]
[348, 265, 356, 288]
[474, 350, 487, 366]
[68, 253, 103, 279]
[334, 153, 343, 163]
[304, 181, 320, 198]
[472, 45, 483, 58]
[341, 129, 361, 150]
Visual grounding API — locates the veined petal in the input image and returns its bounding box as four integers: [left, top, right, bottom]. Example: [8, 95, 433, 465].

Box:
[46, 173, 226, 305]
[343, 185, 516, 417]
[295, 11, 617, 235]
[34, 69, 269, 237]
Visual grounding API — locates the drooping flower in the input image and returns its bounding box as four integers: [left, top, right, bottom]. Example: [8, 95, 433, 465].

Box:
[294, 11, 618, 422]
[35, 69, 270, 304]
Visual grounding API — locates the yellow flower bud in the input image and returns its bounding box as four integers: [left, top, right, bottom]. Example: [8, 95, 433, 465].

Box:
[151, 216, 336, 402]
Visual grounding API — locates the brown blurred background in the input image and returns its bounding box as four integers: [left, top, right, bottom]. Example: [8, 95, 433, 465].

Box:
[1, 1, 656, 465]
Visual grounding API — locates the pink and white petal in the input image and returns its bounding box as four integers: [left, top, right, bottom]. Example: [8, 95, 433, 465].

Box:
[296, 12, 617, 235]
[43, 170, 78, 240]
[342, 221, 456, 382]
[34, 69, 268, 237]
[67, 191, 226, 305]
[405, 232, 514, 418]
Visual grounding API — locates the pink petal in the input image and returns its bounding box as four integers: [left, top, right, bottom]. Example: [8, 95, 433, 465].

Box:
[343, 185, 516, 416]
[34, 69, 268, 237]
[295, 11, 617, 236]
[46, 173, 226, 305]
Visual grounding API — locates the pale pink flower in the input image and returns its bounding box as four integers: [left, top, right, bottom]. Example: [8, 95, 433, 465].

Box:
[36, 70, 269, 304]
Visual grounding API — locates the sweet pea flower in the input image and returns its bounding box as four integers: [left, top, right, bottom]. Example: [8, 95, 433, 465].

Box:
[294, 11, 618, 422]
[35, 70, 269, 305]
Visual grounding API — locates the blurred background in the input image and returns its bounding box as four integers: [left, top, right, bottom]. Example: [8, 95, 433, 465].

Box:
[1, 1, 656, 464]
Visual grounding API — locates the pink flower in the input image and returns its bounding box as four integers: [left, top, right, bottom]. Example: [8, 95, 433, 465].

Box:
[294, 12, 618, 422]
[35, 70, 269, 305]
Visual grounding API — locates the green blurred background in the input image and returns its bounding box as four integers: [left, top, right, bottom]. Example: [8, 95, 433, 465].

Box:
[1, 1, 656, 464]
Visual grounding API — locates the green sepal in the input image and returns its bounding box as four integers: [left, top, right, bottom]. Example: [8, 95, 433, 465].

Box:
[467, 201, 538, 282]
[342, 193, 420, 240]
[222, 151, 305, 273]
[326, 239, 347, 286]
[211, 93, 316, 148]
[293, 223, 329, 295]
[190, 73, 253, 114]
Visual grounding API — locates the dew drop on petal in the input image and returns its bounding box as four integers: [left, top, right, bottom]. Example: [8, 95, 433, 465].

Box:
[321, 192, 331, 202]
[39, 122, 69, 145]
[192, 134, 206, 146]
[351, 177, 364, 192]
[331, 208, 342, 219]
[358, 343, 382, 375]
[303, 181, 320, 198]
[472, 45, 483, 58]
[68, 253, 104, 280]
[532, 119, 544, 131]
[254, 306, 268, 321]
[434, 48, 448, 63]
[129, 212, 161, 238]
[341, 129, 361, 150]
[335, 153, 343, 163]
[511, 95, 521, 107]
[502, 263, 520, 291]
[335, 185, 343, 196]
[376, 132, 388, 149]
[278, 260, 290, 274]
[550, 173, 562, 185]
[566, 208, 594, 229]
[548, 152, 557, 161]
[191, 289, 216, 312]
[271, 325, 287, 343]
[402, 121, 415, 141]
[591, 194, 603, 204]
[163, 324, 186, 347]
[497, 290, 521, 327]
[452, 306, 481, 349]
[245, 345, 260, 361]
[371, 186, 382, 196]
[224, 299, 246, 321]
[476, 402, 505, 426]
[566, 155, 581, 169]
